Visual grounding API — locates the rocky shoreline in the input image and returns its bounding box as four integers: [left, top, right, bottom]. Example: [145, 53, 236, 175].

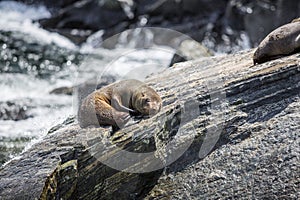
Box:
[0, 49, 299, 199]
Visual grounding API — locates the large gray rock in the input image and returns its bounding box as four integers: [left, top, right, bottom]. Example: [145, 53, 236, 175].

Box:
[0, 50, 299, 199]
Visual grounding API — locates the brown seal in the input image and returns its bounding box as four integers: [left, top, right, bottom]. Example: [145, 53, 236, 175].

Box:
[78, 79, 162, 129]
[253, 19, 300, 64]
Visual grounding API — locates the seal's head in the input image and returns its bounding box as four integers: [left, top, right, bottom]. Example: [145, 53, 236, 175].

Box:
[133, 87, 162, 116]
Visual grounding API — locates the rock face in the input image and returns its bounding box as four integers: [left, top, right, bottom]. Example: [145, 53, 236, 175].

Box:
[0, 50, 299, 199]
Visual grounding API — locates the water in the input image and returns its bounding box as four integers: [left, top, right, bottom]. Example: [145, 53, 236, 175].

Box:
[0, 1, 79, 165]
[0, 1, 174, 166]
[0, 1, 75, 49]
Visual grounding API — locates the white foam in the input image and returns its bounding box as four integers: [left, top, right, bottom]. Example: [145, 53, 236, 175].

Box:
[0, 74, 50, 101]
[0, 1, 51, 20]
[0, 1, 77, 49]
[106, 47, 174, 79]
[78, 46, 174, 82]
[0, 104, 72, 138]
[0, 72, 73, 139]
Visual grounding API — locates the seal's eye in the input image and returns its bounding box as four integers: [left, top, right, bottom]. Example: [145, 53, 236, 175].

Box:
[143, 98, 151, 105]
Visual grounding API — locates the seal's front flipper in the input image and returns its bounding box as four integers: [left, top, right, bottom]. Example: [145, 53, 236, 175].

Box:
[111, 96, 136, 113]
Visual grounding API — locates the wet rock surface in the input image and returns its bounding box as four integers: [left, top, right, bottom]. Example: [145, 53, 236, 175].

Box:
[0, 50, 299, 199]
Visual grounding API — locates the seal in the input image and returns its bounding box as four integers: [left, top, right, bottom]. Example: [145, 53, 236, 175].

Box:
[253, 19, 300, 64]
[78, 79, 162, 129]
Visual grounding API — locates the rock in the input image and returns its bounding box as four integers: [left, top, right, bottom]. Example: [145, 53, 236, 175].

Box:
[35, 0, 226, 46]
[39, 0, 129, 32]
[16, 0, 79, 11]
[169, 39, 213, 66]
[47, 115, 75, 134]
[0, 101, 32, 121]
[0, 50, 299, 199]
[145, 0, 227, 20]
[50, 86, 74, 95]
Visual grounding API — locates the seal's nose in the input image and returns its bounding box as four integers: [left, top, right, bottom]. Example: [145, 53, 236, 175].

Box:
[149, 108, 156, 115]
[149, 104, 161, 116]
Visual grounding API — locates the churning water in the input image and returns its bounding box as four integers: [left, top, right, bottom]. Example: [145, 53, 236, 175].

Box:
[0, 1, 174, 165]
